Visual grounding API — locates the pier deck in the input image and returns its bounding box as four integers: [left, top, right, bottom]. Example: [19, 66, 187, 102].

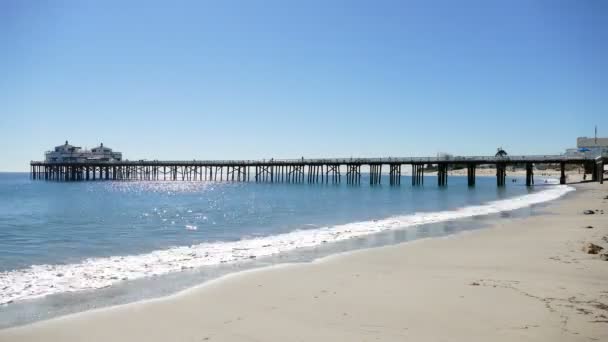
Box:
[30, 155, 607, 186]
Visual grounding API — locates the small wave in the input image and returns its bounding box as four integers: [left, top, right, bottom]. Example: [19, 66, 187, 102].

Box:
[0, 185, 574, 305]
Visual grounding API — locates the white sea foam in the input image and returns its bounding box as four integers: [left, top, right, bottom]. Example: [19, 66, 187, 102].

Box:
[0, 185, 574, 305]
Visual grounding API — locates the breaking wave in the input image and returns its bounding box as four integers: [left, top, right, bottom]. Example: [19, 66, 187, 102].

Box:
[0, 185, 574, 305]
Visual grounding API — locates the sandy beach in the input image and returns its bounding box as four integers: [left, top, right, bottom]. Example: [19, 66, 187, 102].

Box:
[1, 182, 607, 342]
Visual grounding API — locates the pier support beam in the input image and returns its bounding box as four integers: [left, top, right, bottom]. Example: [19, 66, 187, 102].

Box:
[437, 164, 448, 186]
[467, 164, 476, 187]
[412, 164, 424, 186]
[585, 162, 596, 181]
[325, 164, 339, 184]
[598, 160, 604, 184]
[525, 163, 534, 187]
[560, 162, 566, 185]
[370, 164, 382, 185]
[496, 163, 506, 187]
[346, 164, 361, 184]
[389, 164, 401, 185]
[420, 164, 424, 185]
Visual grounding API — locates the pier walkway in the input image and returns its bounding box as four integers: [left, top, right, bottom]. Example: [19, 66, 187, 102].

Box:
[30, 155, 607, 186]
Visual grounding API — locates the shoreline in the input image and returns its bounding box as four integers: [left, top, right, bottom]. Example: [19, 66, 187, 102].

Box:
[0, 179, 572, 309]
[1, 182, 607, 341]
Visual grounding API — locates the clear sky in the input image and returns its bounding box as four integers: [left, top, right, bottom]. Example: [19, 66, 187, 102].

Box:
[1, 0, 606, 171]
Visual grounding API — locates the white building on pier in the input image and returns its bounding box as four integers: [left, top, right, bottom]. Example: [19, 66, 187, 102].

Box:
[45, 141, 122, 163]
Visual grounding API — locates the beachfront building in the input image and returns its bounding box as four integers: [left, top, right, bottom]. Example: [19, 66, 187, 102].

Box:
[577, 137, 608, 155]
[45, 141, 122, 163]
[564, 137, 608, 157]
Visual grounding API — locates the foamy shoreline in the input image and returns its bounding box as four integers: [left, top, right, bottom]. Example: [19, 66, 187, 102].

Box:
[2, 182, 607, 341]
[0, 182, 573, 307]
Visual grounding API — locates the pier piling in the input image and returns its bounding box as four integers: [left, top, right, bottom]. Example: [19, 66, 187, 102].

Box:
[525, 163, 534, 187]
[496, 163, 506, 187]
[389, 164, 401, 185]
[437, 164, 448, 186]
[467, 165, 476, 187]
[29, 155, 603, 187]
[411, 164, 424, 186]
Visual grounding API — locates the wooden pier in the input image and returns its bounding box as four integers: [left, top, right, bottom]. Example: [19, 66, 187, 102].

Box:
[30, 155, 607, 186]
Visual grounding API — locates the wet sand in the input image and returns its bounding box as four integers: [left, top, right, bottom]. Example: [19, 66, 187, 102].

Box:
[1, 182, 607, 341]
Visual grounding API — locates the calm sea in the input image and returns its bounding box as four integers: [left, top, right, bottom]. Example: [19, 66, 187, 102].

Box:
[0, 171, 572, 327]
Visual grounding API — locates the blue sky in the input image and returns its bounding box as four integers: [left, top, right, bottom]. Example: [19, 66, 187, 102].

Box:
[1, 0, 606, 171]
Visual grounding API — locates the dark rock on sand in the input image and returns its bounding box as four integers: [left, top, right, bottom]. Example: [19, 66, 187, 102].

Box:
[583, 210, 595, 215]
[600, 254, 608, 261]
[582, 243, 604, 254]
[585, 226, 594, 229]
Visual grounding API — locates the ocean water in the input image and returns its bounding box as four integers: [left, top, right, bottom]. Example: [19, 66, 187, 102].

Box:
[0, 172, 573, 327]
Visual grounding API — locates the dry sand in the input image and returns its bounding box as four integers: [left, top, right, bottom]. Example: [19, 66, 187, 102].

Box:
[1, 183, 607, 341]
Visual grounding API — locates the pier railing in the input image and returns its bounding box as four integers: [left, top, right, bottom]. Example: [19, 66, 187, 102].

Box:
[30, 154, 593, 166]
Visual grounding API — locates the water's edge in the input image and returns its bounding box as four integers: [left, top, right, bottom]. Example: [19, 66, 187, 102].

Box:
[0, 184, 574, 329]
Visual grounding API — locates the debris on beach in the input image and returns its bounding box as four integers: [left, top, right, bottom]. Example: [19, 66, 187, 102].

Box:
[469, 282, 480, 286]
[585, 226, 594, 229]
[582, 243, 604, 254]
[583, 210, 595, 215]
[600, 254, 608, 261]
